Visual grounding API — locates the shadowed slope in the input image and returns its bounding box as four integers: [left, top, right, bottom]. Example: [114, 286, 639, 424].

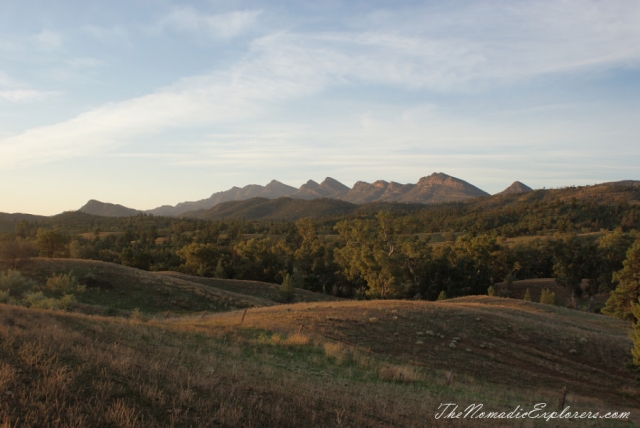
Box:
[19, 258, 338, 315]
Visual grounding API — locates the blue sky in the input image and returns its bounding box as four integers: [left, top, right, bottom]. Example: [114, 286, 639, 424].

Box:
[1, 0, 639, 215]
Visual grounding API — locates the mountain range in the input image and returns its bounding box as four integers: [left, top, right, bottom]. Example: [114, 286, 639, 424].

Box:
[78, 172, 532, 218]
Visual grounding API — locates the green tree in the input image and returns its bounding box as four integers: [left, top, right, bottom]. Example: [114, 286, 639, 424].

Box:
[294, 218, 336, 293]
[234, 237, 291, 283]
[334, 213, 405, 299]
[36, 228, 68, 258]
[631, 298, 640, 366]
[176, 242, 219, 276]
[552, 234, 598, 308]
[602, 242, 640, 321]
[597, 229, 635, 289]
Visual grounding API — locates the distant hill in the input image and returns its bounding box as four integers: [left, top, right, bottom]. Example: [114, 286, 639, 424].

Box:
[78, 200, 141, 217]
[495, 181, 533, 196]
[603, 180, 640, 188]
[0, 212, 48, 222]
[186, 197, 357, 221]
[0, 212, 49, 233]
[339, 173, 488, 204]
[146, 180, 297, 216]
[292, 177, 349, 200]
[149, 172, 489, 217]
[71, 174, 640, 219]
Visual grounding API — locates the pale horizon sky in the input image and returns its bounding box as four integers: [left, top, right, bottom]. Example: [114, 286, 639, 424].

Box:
[1, 0, 639, 215]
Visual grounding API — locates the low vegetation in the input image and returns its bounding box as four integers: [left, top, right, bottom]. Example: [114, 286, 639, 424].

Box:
[1, 297, 638, 427]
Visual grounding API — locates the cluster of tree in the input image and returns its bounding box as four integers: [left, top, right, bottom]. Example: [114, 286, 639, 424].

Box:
[2, 210, 636, 304]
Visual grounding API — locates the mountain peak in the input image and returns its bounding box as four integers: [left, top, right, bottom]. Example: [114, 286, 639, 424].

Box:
[301, 179, 320, 189]
[79, 200, 140, 217]
[496, 181, 533, 195]
[320, 177, 349, 192]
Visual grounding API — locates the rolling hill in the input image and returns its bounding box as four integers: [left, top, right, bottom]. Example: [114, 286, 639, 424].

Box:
[18, 258, 340, 315]
[1, 296, 637, 427]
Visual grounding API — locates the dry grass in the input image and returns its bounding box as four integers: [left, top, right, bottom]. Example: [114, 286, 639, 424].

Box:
[378, 364, 423, 383]
[1, 296, 639, 427]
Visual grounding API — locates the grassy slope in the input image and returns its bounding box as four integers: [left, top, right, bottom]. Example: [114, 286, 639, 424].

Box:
[156, 271, 342, 304]
[19, 259, 338, 316]
[188, 297, 639, 407]
[1, 298, 638, 427]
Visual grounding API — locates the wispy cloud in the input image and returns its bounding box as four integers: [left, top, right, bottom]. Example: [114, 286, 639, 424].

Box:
[156, 8, 261, 38]
[0, 71, 59, 103]
[1, 0, 639, 170]
[32, 30, 63, 50]
[0, 89, 58, 103]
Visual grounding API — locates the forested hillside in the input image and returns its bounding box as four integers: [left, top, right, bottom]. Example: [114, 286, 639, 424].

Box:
[1, 183, 638, 307]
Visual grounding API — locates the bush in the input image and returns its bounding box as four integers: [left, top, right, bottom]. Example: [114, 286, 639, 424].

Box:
[279, 274, 295, 303]
[523, 288, 532, 302]
[437, 290, 447, 301]
[130, 308, 149, 322]
[0, 289, 9, 303]
[46, 272, 85, 296]
[0, 269, 38, 295]
[23, 291, 76, 310]
[540, 288, 557, 305]
[487, 286, 495, 296]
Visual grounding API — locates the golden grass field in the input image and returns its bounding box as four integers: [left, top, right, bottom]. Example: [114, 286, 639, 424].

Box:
[1, 259, 639, 427]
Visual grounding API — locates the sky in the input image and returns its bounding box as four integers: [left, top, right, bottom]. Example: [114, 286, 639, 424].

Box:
[1, 0, 639, 215]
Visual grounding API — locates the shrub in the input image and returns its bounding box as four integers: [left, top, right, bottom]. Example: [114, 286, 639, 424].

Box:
[279, 274, 295, 303]
[523, 288, 532, 301]
[540, 288, 557, 305]
[130, 308, 149, 322]
[0, 269, 38, 295]
[282, 333, 309, 346]
[487, 286, 495, 296]
[437, 291, 447, 301]
[323, 342, 352, 364]
[0, 289, 9, 303]
[23, 291, 46, 307]
[23, 291, 76, 310]
[379, 364, 422, 383]
[46, 272, 85, 296]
